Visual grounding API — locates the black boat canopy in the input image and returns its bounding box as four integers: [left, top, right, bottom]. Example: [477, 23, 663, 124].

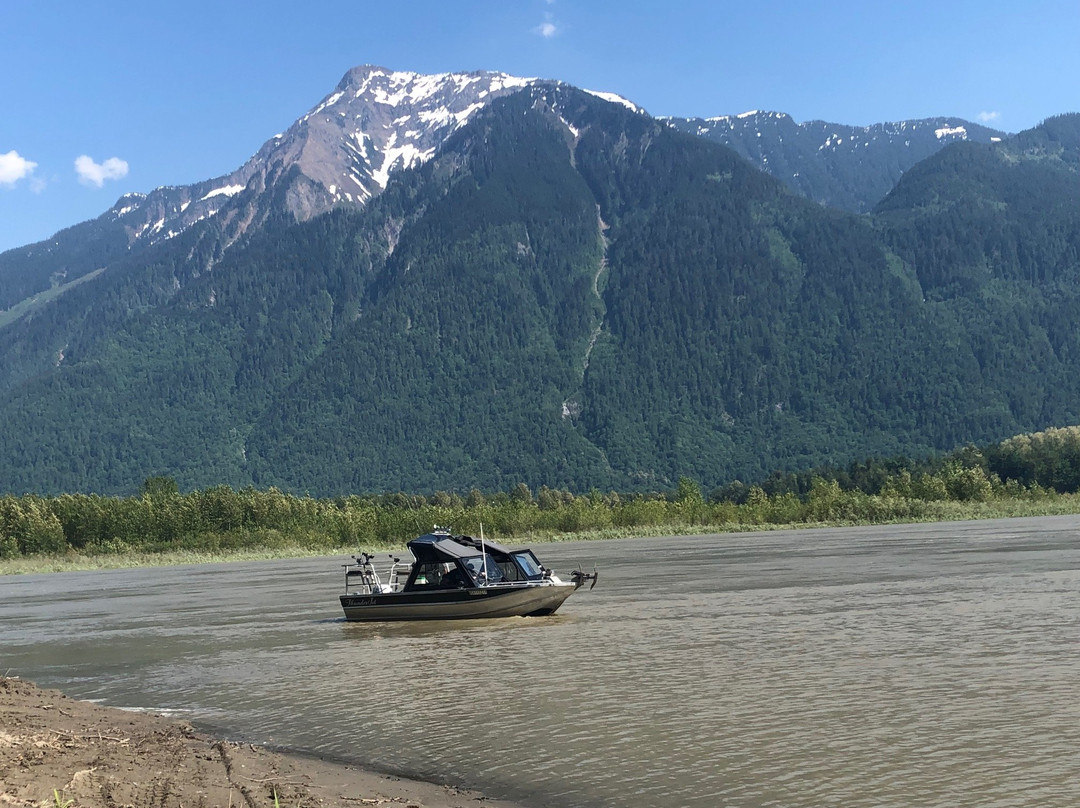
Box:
[407, 532, 514, 564]
[451, 534, 514, 556]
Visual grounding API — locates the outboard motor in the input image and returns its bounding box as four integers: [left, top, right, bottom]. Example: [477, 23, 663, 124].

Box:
[570, 568, 599, 590]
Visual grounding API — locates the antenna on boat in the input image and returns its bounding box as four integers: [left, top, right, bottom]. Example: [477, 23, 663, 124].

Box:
[443, 508, 467, 535]
[480, 521, 488, 584]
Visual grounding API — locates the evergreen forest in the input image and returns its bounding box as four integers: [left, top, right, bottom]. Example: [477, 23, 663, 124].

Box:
[1, 84, 1079, 500]
[6, 426, 1080, 563]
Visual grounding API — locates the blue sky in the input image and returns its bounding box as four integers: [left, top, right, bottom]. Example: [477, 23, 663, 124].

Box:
[2, 0, 1078, 254]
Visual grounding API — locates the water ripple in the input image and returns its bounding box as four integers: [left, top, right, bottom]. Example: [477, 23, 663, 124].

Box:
[3, 516, 1080, 807]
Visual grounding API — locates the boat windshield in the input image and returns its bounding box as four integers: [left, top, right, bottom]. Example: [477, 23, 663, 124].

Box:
[512, 551, 544, 579]
[462, 554, 506, 584]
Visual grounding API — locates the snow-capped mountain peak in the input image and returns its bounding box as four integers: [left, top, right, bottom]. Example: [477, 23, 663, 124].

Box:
[107, 66, 546, 255]
[290, 66, 538, 204]
[100, 66, 651, 262]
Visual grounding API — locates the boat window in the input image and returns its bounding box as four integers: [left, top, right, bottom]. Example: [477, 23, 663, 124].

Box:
[439, 562, 472, 589]
[409, 562, 447, 588]
[409, 561, 475, 589]
[497, 560, 523, 581]
[512, 551, 543, 579]
[462, 554, 505, 584]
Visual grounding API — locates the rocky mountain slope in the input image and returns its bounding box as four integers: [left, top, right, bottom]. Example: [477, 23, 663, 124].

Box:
[0, 69, 525, 310]
[664, 111, 1007, 212]
[0, 67, 644, 316]
[110, 67, 541, 250]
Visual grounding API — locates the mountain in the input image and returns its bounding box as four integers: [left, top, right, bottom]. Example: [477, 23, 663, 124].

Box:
[0, 77, 644, 494]
[0, 68, 538, 312]
[664, 111, 1008, 212]
[0, 66, 1078, 496]
[869, 113, 1080, 436]
[0, 67, 645, 325]
[106, 67, 546, 247]
[94, 65, 643, 261]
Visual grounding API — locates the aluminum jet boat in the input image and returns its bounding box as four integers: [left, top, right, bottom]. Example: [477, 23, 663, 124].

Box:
[340, 528, 597, 621]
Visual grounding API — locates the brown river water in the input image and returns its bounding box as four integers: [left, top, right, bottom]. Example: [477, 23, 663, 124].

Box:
[3, 516, 1080, 807]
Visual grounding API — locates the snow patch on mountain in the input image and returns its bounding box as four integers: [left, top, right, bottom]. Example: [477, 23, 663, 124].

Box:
[583, 89, 645, 114]
[284, 66, 546, 206]
[559, 114, 580, 139]
[201, 184, 246, 201]
[312, 91, 345, 116]
[371, 134, 436, 189]
[935, 125, 967, 139]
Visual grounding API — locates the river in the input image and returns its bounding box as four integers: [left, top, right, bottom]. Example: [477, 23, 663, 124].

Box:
[3, 516, 1079, 807]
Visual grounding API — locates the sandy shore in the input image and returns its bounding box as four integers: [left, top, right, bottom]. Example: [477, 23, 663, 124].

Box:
[0, 677, 526, 808]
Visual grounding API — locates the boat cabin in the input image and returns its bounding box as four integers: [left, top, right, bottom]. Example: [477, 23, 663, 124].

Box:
[402, 531, 548, 591]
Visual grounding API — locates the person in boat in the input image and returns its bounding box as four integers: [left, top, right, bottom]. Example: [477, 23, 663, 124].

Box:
[440, 562, 471, 589]
[462, 553, 506, 585]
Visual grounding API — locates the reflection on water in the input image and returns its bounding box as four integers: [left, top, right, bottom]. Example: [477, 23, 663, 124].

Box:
[4, 516, 1080, 807]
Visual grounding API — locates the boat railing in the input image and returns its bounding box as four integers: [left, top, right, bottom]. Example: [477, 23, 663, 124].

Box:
[469, 576, 556, 588]
[344, 553, 412, 595]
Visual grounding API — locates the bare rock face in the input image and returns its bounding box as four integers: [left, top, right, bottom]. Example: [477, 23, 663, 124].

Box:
[108, 66, 539, 255]
[284, 66, 538, 207]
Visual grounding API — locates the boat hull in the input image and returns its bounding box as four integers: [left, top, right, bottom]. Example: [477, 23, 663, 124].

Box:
[340, 582, 578, 622]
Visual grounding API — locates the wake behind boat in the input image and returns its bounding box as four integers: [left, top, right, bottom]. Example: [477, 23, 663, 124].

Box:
[340, 528, 597, 622]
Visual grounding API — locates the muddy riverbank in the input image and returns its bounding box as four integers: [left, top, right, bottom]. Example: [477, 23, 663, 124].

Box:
[0, 677, 523, 808]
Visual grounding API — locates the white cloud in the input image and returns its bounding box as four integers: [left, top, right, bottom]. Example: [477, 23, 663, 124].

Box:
[75, 154, 129, 187]
[0, 150, 38, 187]
[535, 10, 558, 37]
[978, 111, 1001, 123]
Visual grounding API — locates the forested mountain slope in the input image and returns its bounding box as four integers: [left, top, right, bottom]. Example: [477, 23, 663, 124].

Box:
[0, 81, 1078, 494]
[871, 113, 1080, 436]
[245, 88, 616, 492]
